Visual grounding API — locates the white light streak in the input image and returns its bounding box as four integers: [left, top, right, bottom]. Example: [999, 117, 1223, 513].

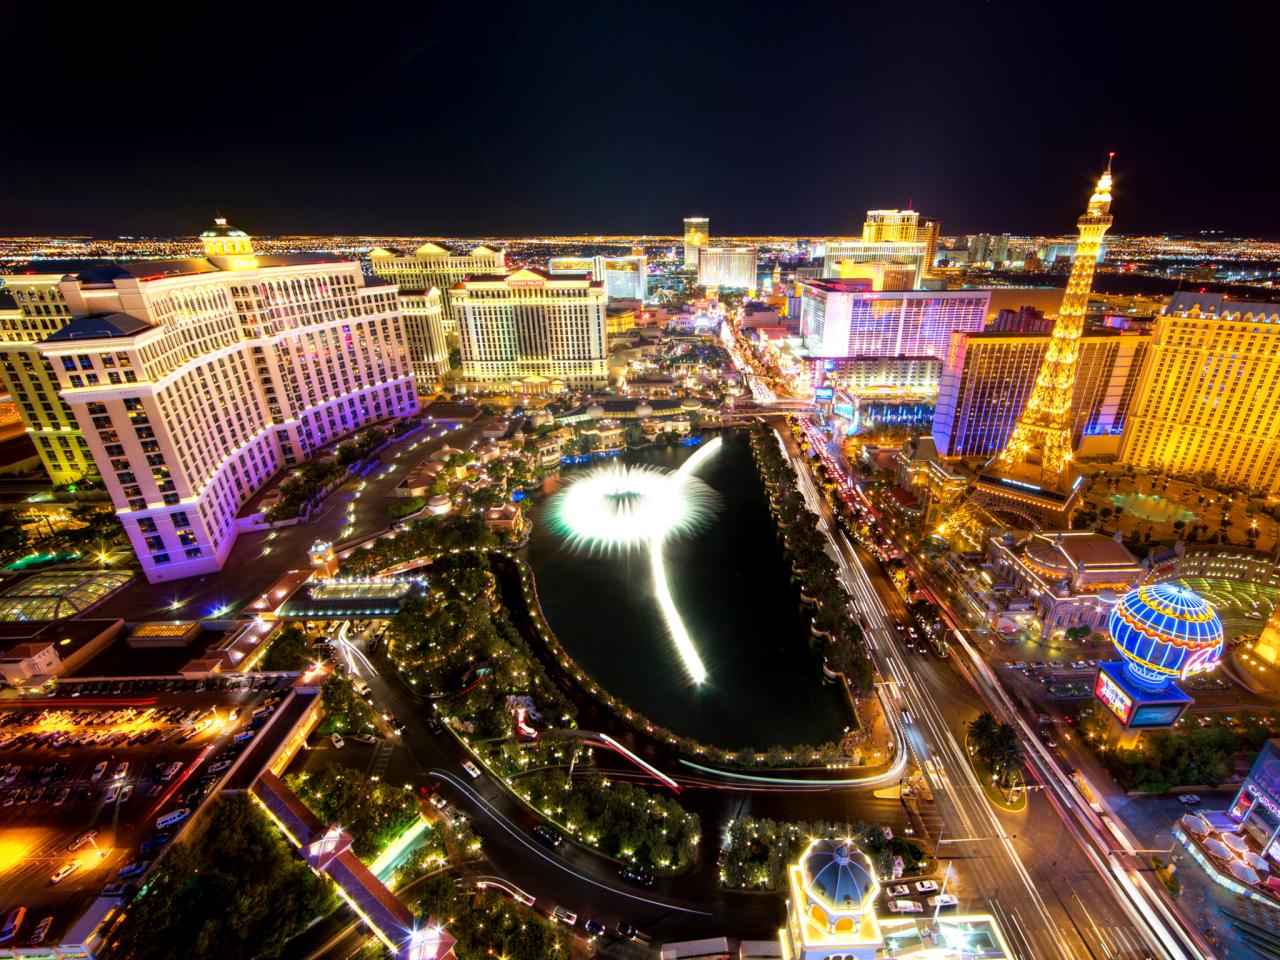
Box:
[549, 438, 723, 684]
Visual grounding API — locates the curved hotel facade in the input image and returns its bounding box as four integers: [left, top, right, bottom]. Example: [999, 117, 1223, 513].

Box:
[36, 221, 417, 583]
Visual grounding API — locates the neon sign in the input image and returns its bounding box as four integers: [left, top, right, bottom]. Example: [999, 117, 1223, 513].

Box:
[1094, 671, 1134, 724]
[1180, 644, 1222, 680]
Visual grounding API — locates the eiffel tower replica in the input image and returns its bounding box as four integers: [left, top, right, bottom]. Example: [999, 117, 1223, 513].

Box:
[974, 156, 1114, 524]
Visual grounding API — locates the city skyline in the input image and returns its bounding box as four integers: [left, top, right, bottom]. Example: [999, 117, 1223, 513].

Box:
[3, 2, 1276, 239]
[1, 5, 1278, 959]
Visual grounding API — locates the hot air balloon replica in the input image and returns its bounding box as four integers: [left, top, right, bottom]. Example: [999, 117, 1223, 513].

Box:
[1094, 582, 1224, 737]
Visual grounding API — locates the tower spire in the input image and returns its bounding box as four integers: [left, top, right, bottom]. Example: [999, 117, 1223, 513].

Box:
[987, 159, 1116, 490]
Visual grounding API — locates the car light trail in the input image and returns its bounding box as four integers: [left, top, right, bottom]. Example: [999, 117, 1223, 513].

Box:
[549, 437, 723, 684]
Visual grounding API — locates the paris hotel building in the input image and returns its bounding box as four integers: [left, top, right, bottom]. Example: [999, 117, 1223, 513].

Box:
[33, 220, 417, 583]
[1119, 291, 1280, 494]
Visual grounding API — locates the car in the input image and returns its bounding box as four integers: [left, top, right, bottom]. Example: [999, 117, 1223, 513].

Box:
[69, 829, 97, 852]
[888, 899, 923, 914]
[50, 862, 80, 885]
[117, 860, 151, 880]
[1247, 610, 1264, 620]
[387, 716, 406, 735]
[428, 793, 448, 810]
[534, 824, 563, 847]
[0, 907, 25, 943]
[1179, 794, 1202, 806]
[549, 906, 577, 926]
[161, 762, 183, 782]
[426, 717, 444, 734]
[99, 883, 126, 898]
[582, 918, 608, 938]
[207, 760, 233, 775]
[929, 894, 959, 909]
[461, 761, 481, 779]
[104, 784, 120, 804]
[886, 884, 910, 898]
[113, 761, 129, 780]
[30, 916, 52, 945]
[139, 833, 172, 854]
[617, 922, 652, 945]
[619, 865, 654, 886]
[915, 880, 939, 893]
[53, 786, 70, 806]
[330, 733, 345, 749]
[118, 784, 133, 803]
[90, 761, 107, 782]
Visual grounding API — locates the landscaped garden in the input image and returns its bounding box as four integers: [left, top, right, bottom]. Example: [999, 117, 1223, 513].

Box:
[720, 816, 928, 892]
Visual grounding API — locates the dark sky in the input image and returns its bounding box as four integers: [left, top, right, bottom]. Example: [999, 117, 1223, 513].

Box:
[3, 1, 1273, 238]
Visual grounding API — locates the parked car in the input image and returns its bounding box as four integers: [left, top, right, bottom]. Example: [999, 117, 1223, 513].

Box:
[549, 906, 577, 926]
[886, 884, 910, 898]
[0, 907, 25, 943]
[915, 880, 939, 894]
[534, 824, 563, 847]
[582, 919, 607, 938]
[50, 862, 80, 885]
[888, 899, 923, 914]
[461, 761, 481, 779]
[929, 894, 959, 909]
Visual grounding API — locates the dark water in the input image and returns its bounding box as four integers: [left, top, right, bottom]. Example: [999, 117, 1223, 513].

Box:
[524, 431, 849, 749]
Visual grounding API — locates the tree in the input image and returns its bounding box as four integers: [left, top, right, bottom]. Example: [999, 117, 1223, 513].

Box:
[989, 723, 1024, 785]
[288, 763, 418, 860]
[101, 795, 331, 960]
[968, 711, 999, 757]
[0, 508, 28, 557]
[260, 623, 312, 672]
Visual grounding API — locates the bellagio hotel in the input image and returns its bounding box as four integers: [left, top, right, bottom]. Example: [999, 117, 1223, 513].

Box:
[29, 219, 417, 583]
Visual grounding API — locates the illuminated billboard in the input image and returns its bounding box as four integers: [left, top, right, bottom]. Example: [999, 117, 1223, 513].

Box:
[1129, 704, 1185, 727]
[603, 260, 638, 272]
[1094, 670, 1134, 724]
[814, 386, 835, 402]
[548, 257, 594, 273]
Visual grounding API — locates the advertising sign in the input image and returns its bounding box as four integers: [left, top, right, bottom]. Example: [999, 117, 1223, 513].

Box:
[814, 386, 835, 402]
[1094, 670, 1134, 724]
[1130, 703, 1184, 728]
[1248, 741, 1280, 809]
[548, 258, 594, 273]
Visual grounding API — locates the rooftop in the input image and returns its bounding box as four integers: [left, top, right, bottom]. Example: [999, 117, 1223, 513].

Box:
[43, 312, 153, 342]
[0, 570, 133, 622]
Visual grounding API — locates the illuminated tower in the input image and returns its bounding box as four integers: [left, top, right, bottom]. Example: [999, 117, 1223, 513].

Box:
[683, 216, 708, 270]
[989, 156, 1114, 489]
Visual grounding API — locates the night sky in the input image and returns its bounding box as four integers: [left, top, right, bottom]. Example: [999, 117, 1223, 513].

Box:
[3, 1, 1273, 238]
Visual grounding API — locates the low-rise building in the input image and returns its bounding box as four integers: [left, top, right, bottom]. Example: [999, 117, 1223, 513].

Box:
[894, 435, 967, 526]
[985, 530, 1143, 637]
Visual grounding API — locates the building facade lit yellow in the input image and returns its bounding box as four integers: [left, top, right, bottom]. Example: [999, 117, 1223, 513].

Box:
[370, 242, 507, 341]
[1119, 292, 1280, 494]
[0, 276, 96, 484]
[683, 217, 709, 271]
[820, 209, 937, 287]
[453, 268, 608, 391]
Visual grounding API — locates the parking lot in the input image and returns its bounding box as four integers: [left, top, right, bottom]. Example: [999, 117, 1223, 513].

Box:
[0, 676, 291, 948]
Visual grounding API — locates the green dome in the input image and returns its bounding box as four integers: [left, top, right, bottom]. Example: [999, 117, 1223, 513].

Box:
[201, 217, 247, 238]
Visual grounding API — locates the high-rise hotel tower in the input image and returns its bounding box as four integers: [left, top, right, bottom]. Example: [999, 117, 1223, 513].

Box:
[370, 242, 507, 344]
[0, 276, 95, 483]
[453, 268, 608, 392]
[683, 217, 709, 271]
[1119, 292, 1280, 494]
[37, 219, 417, 583]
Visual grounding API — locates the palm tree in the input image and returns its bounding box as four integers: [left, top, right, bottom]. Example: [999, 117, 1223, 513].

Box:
[990, 723, 1024, 786]
[968, 712, 999, 759]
